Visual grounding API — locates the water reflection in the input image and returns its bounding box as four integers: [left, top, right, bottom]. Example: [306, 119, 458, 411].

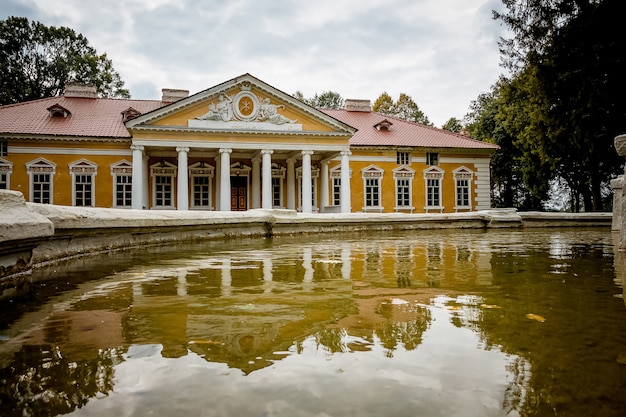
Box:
[0, 229, 625, 417]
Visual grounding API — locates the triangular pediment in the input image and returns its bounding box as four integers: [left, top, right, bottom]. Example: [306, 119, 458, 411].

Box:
[126, 73, 355, 137]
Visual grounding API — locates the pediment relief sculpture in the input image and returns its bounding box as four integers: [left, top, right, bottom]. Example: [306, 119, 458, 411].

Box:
[195, 90, 296, 125]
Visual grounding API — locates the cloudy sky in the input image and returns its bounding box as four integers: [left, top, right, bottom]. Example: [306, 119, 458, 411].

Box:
[2, 0, 508, 127]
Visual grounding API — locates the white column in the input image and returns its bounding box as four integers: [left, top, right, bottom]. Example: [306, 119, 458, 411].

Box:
[261, 149, 273, 209]
[219, 148, 232, 211]
[286, 158, 296, 210]
[251, 156, 261, 209]
[176, 147, 189, 210]
[302, 150, 313, 213]
[320, 160, 329, 210]
[340, 149, 352, 213]
[214, 153, 221, 210]
[131, 145, 144, 210]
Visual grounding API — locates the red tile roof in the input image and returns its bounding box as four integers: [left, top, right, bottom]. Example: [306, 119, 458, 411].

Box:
[0, 96, 163, 139]
[322, 109, 499, 150]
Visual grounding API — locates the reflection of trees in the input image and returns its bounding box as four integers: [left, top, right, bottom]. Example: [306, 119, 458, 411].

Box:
[375, 313, 431, 357]
[0, 345, 121, 417]
[475, 236, 626, 416]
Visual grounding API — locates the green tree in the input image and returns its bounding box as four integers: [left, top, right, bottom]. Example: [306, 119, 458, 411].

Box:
[301, 90, 344, 109]
[372, 92, 432, 125]
[495, 0, 626, 211]
[442, 117, 463, 133]
[0, 16, 129, 104]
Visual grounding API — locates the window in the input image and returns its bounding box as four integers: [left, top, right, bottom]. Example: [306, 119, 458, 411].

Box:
[69, 159, 97, 207]
[271, 164, 286, 208]
[332, 178, 341, 206]
[423, 166, 444, 212]
[189, 162, 214, 209]
[0, 141, 7, 157]
[26, 158, 56, 204]
[365, 178, 380, 207]
[456, 179, 470, 207]
[74, 174, 93, 206]
[361, 165, 383, 212]
[111, 160, 133, 208]
[0, 158, 12, 189]
[453, 167, 474, 211]
[397, 151, 410, 165]
[150, 161, 177, 209]
[427, 152, 439, 166]
[397, 178, 411, 206]
[427, 178, 440, 207]
[393, 166, 415, 212]
[116, 175, 133, 207]
[272, 177, 282, 207]
[32, 173, 52, 203]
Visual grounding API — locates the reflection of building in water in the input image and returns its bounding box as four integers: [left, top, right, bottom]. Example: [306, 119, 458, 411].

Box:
[395, 244, 413, 288]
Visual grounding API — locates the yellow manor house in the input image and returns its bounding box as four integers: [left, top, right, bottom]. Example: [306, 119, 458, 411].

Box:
[0, 73, 498, 214]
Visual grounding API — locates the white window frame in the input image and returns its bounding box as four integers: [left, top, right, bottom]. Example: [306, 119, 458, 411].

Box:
[393, 166, 415, 213]
[0, 158, 13, 190]
[453, 166, 474, 211]
[424, 166, 444, 213]
[150, 161, 177, 209]
[361, 165, 384, 212]
[111, 160, 133, 208]
[69, 159, 97, 207]
[26, 157, 56, 204]
[329, 165, 352, 207]
[189, 161, 215, 210]
[0, 141, 7, 157]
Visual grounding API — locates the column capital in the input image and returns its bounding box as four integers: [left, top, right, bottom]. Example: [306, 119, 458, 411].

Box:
[130, 145, 144, 152]
[341, 149, 352, 157]
[286, 157, 297, 164]
[176, 146, 190, 153]
[301, 150, 314, 156]
[219, 148, 232, 154]
[261, 149, 274, 155]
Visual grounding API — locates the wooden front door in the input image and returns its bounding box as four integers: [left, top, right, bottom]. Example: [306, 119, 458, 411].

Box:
[230, 176, 247, 211]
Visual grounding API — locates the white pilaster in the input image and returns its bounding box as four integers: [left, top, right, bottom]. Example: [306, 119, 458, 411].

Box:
[320, 160, 329, 210]
[131, 145, 144, 210]
[302, 150, 314, 213]
[261, 149, 273, 209]
[251, 156, 261, 209]
[176, 147, 189, 210]
[286, 158, 296, 210]
[219, 148, 232, 211]
[340, 149, 352, 213]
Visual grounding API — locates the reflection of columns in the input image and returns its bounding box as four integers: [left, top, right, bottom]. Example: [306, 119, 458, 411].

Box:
[261, 149, 273, 209]
[176, 147, 189, 211]
[221, 258, 232, 297]
[131, 145, 144, 210]
[303, 247, 314, 283]
[219, 148, 232, 211]
[177, 269, 187, 297]
[320, 160, 329, 210]
[251, 156, 261, 209]
[286, 158, 296, 210]
[340, 149, 351, 213]
[302, 150, 314, 213]
[341, 243, 351, 280]
[263, 258, 273, 293]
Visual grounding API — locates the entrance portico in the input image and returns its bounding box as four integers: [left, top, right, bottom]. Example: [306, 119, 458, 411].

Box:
[125, 74, 355, 214]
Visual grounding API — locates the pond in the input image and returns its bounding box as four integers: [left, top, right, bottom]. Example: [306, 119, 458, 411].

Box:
[1, 228, 625, 417]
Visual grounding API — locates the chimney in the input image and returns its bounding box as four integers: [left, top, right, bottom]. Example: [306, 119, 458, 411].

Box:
[64, 82, 97, 98]
[162, 88, 189, 103]
[344, 99, 371, 112]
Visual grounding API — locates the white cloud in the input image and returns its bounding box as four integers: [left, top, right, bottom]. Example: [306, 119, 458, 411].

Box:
[2, 0, 507, 126]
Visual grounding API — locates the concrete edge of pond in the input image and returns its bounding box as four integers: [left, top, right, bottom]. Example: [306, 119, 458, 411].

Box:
[0, 189, 613, 298]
